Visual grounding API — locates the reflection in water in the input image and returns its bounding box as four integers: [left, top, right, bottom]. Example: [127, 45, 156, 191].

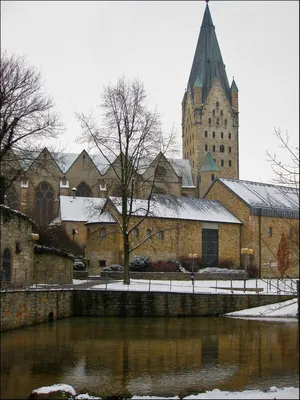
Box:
[1, 317, 299, 399]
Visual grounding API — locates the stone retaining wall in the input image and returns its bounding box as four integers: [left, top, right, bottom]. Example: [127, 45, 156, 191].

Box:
[73, 290, 294, 317]
[1, 290, 73, 331]
[100, 270, 247, 281]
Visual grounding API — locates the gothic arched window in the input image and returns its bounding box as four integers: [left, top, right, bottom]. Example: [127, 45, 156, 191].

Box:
[220, 145, 225, 153]
[34, 181, 54, 226]
[77, 182, 92, 197]
[6, 186, 19, 211]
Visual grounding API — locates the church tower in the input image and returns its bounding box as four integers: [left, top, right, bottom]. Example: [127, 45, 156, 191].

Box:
[182, 1, 239, 197]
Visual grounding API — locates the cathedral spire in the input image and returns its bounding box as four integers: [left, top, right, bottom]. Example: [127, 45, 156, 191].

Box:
[188, 2, 230, 104]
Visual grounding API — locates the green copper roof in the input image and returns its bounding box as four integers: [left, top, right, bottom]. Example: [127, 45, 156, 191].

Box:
[193, 75, 203, 88]
[188, 4, 231, 104]
[231, 78, 238, 92]
[200, 151, 219, 172]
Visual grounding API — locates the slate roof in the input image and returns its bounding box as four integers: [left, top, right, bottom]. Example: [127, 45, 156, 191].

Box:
[187, 3, 231, 104]
[217, 178, 299, 218]
[108, 195, 241, 224]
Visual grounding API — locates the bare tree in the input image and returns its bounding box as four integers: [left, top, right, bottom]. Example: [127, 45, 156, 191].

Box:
[266, 128, 299, 189]
[76, 77, 177, 284]
[0, 52, 63, 202]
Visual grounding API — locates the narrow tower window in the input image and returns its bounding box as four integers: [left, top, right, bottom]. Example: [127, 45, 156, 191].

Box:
[212, 110, 215, 117]
[212, 145, 216, 152]
[220, 110, 223, 116]
[220, 145, 225, 153]
[229, 160, 232, 167]
[216, 101, 219, 108]
[208, 118, 212, 125]
[228, 132, 232, 139]
[228, 146, 232, 153]
[211, 174, 215, 181]
[212, 131, 215, 138]
[221, 160, 224, 167]
[205, 144, 208, 151]
[204, 130, 208, 137]
[224, 119, 227, 126]
[216, 118, 219, 125]
[221, 132, 224, 139]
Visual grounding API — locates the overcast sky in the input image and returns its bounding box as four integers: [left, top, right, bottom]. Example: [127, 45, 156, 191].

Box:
[2, 1, 299, 184]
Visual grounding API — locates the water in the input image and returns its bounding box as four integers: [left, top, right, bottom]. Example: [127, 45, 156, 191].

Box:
[1, 316, 299, 399]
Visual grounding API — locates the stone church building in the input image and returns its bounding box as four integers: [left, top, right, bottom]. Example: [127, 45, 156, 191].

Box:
[2, 2, 299, 278]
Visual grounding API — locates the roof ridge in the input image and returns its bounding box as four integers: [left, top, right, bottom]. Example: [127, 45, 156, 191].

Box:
[219, 177, 298, 191]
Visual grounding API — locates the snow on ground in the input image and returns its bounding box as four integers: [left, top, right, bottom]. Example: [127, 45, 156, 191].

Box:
[131, 386, 299, 399]
[31, 385, 299, 399]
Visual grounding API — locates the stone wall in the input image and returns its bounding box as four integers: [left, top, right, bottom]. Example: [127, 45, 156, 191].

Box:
[0, 206, 35, 286]
[100, 271, 247, 281]
[33, 248, 73, 284]
[73, 290, 294, 317]
[1, 290, 73, 331]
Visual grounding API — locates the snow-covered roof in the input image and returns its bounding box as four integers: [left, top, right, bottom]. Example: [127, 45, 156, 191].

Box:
[169, 159, 195, 187]
[108, 195, 241, 224]
[86, 211, 117, 224]
[59, 196, 106, 222]
[219, 178, 299, 212]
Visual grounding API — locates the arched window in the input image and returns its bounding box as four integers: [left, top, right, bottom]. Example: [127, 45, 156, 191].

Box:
[2, 248, 11, 282]
[221, 160, 224, 167]
[216, 101, 219, 108]
[146, 228, 152, 237]
[208, 118, 212, 125]
[205, 144, 208, 151]
[211, 174, 215, 181]
[224, 119, 227, 126]
[157, 231, 165, 240]
[229, 160, 232, 167]
[212, 131, 215, 138]
[34, 181, 54, 226]
[221, 132, 224, 139]
[212, 145, 216, 152]
[228, 132, 232, 139]
[204, 130, 208, 138]
[212, 109, 215, 117]
[216, 118, 219, 125]
[6, 186, 19, 211]
[133, 227, 139, 239]
[77, 182, 92, 197]
[220, 110, 223, 116]
[99, 227, 106, 240]
[220, 145, 225, 153]
[228, 146, 232, 153]
[268, 227, 272, 238]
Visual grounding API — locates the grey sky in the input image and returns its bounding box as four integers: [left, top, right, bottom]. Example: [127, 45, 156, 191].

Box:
[1, 1, 299, 183]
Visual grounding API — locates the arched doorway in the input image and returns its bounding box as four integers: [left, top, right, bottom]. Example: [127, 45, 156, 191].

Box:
[2, 248, 11, 282]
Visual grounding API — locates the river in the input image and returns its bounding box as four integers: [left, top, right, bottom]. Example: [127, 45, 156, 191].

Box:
[1, 316, 298, 399]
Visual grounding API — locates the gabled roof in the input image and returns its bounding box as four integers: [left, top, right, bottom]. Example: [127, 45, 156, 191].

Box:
[215, 178, 299, 218]
[187, 3, 231, 104]
[169, 159, 195, 187]
[58, 195, 107, 222]
[108, 195, 241, 224]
